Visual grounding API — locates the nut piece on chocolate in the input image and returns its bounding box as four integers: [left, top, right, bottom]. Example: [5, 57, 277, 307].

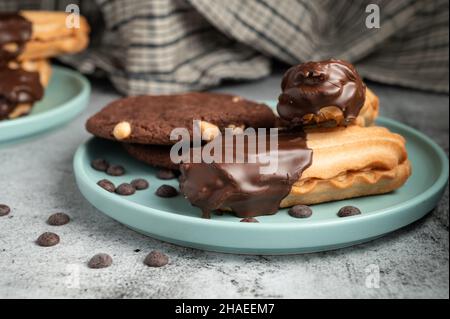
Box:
[86, 92, 276, 145]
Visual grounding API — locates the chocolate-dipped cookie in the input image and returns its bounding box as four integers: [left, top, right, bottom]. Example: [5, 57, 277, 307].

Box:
[86, 93, 277, 145]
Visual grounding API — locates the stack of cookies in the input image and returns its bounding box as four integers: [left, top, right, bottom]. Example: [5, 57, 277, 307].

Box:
[86, 92, 278, 170]
[0, 11, 89, 120]
[86, 59, 411, 219]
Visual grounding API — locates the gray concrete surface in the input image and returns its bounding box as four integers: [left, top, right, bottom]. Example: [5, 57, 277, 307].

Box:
[0, 72, 448, 299]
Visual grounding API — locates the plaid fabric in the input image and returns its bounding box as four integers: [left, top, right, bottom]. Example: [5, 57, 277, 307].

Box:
[1, 0, 448, 94]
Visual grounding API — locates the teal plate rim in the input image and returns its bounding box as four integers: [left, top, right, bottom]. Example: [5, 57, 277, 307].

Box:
[0, 65, 91, 146]
[73, 116, 449, 254]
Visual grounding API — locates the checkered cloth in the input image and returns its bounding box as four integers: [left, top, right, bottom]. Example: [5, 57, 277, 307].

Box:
[2, 0, 448, 94]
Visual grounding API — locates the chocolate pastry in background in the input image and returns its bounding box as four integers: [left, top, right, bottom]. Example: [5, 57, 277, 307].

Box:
[0, 13, 32, 65]
[179, 126, 411, 218]
[17, 11, 90, 61]
[86, 93, 277, 145]
[0, 65, 44, 120]
[0, 59, 50, 120]
[277, 59, 369, 127]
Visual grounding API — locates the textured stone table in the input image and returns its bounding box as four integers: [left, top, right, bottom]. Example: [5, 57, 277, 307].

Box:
[0, 71, 448, 299]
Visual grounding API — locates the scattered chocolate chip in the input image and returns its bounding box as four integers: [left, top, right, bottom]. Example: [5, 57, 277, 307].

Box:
[47, 212, 70, 226]
[97, 179, 116, 192]
[115, 183, 136, 196]
[131, 178, 149, 190]
[288, 205, 313, 218]
[0, 204, 10, 217]
[240, 217, 259, 223]
[156, 168, 176, 180]
[134, 249, 141, 253]
[155, 185, 178, 198]
[88, 253, 113, 269]
[144, 250, 169, 267]
[337, 206, 361, 217]
[106, 164, 125, 176]
[36, 232, 60, 247]
[91, 158, 109, 172]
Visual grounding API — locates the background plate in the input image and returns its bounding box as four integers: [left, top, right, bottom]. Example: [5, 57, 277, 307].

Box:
[74, 116, 448, 254]
[0, 65, 90, 147]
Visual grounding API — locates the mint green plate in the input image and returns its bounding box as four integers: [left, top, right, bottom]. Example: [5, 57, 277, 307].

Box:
[0, 66, 90, 146]
[73, 116, 448, 254]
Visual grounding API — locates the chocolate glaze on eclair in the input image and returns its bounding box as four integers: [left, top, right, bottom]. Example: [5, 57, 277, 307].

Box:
[179, 130, 312, 218]
[277, 59, 366, 125]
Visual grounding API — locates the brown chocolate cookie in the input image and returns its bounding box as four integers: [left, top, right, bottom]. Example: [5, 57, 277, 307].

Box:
[86, 92, 276, 145]
[123, 143, 179, 170]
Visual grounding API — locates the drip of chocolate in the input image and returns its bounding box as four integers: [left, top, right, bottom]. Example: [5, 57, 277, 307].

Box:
[277, 59, 366, 125]
[0, 67, 44, 120]
[0, 13, 32, 65]
[179, 130, 312, 218]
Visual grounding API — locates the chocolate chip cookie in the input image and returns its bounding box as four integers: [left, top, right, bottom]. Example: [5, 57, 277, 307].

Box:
[86, 92, 276, 145]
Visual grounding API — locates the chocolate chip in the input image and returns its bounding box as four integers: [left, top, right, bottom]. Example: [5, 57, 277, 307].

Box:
[36, 232, 60, 247]
[47, 212, 70, 226]
[131, 178, 149, 190]
[106, 164, 125, 176]
[91, 158, 109, 172]
[156, 168, 176, 180]
[288, 205, 313, 218]
[134, 249, 141, 253]
[337, 206, 361, 217]
[155, 185, 178, 198]
[0, 204, 10, 217]
[97, 179, 115, 192]
[240, 217, 259, 223]
[144, 250, 169, 267]
[88, 253, 113, 269]
[115, 183, 136, 196]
